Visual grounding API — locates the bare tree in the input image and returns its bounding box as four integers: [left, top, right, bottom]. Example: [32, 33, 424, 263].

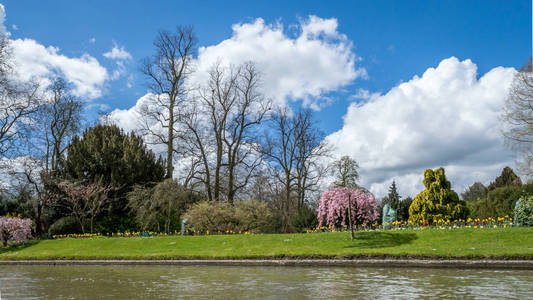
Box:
[140, 26, 196, 178]
[39, 78, 83, 174]
[180, 62, 270, 203]
[53, 181, 114, 234]
[0, 36, 40, 158]
[502, 57, 533, 176]
[262, 107, 330, 230]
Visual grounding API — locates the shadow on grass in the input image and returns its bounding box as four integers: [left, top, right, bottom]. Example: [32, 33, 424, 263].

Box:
[344, 231, 418, 249]
[0, 240, 41, 255]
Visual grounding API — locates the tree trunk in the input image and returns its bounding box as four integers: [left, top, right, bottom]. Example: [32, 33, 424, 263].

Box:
[347, 193, 354, 240]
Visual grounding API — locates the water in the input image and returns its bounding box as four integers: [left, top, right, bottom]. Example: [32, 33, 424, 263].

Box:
[1, 265, 532, 299]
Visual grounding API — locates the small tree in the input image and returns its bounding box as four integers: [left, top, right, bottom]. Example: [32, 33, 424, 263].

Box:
[54, 181, 113, 233]
[408, 168, 468, 224]
[318, 187, 378, 229]
[128, 179, 199, 232]
[0, 215, 33, 247]
[329, 155, 360, 239]
[382, 180, 401, 211]
[397, 197, 413, 221]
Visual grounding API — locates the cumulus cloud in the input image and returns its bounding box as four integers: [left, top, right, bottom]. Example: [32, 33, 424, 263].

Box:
[9, 38, 108, 99]
[191, 15, 365, 109]
[326, 57, 517, 198]
[103, 43, 132, 60]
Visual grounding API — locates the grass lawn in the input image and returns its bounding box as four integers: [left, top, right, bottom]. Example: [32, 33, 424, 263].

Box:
[1, 227, 532, 260]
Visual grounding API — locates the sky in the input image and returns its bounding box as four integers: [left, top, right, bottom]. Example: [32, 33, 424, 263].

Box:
[1, 0, 531, 198]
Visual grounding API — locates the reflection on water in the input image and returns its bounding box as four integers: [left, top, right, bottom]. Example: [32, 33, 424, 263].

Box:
[1, 265, 532, 299]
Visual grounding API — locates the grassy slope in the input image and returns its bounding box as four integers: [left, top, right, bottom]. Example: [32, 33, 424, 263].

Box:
[1, 228, 533, 260]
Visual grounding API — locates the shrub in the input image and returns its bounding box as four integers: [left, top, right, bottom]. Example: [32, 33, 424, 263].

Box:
[183, 200, 274, 234]
[0, 216, 33, 247]
[128, 179, 200, 232]
[515, 196, 533, 226]
[317, 187, 378, 228]
[48, 216, 82, 236]
[291, 204, 318, 232]
[409, 168, 467, 224]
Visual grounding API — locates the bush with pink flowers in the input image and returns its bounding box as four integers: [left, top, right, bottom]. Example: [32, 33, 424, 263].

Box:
[318, 187, 378, 228]
[0, 215, 33, 247]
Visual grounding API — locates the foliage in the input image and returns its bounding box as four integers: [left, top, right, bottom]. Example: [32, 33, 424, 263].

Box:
[48, 216, 82, 236]
[0, 215, 33, 247]
[469, 186, 520, 219]
[317, 187, 378, 228]
[461, 182, 488, 202]
[382, 180, 401, 211]
[515, 196, 533, 226]
[332, 156, 359, 188]
[487, 166, 522, 191]
[52, 181, 114, 233]
[408, 168, 468, 225]
[58, 124, 165, 231]
[291, 204, 318, 232]
[397, 197, 413, 221]
[127, 179, 200, 232]
[183, 200, 274, 234]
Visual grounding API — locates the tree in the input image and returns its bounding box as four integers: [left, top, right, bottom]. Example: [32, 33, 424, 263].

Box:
[261, 107, 330, 231]
[487, 166, 522, 191]
[19, 78, 83, 236]
[461, 182, 488, 202]
[408, 168, 468, 224]
[0, 36, 40, 158]
[502, 59, 533, 176]
[127, 179, 199, 233]
[332, 156, 359, 188]
[317, 187, 378, 228]
[39, 78, 83, 174]
[53, 181, 113, 233]
[0, 215, 32, 247]
[58, 124, 165, 231]
[180, 62, 270, 203]
[382, 180, 401, 211]
[330, 156, 362, 238]
[397, 197, 413, 221]
[139, 26, 196, 178]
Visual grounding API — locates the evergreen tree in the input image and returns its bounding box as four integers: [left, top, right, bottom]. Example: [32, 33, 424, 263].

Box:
[487, 166, 522, 191]
[408, 168, 468, 224]
[397, 197, 413, 221]
[57, 124, 165, 231]
[382, 180, 401, 211]
[461, 182, 488, 202]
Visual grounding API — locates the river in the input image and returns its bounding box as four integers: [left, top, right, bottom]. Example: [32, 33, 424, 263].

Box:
[1, 265, 532, 299]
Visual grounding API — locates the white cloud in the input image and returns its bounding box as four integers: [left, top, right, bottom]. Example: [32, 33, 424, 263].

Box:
[191, 16, 365, 109]
[89, 37, 96, 43]
[109, 15, 364, 149]
[103, 43, 132, 60]
[0, 4, 7, 35]
[9, 38, 108, 99]
[11, 24, 17, 31]
[326, 57, 517, 198]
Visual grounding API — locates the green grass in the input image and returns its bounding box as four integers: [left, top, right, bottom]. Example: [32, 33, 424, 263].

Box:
[1, 227, 533, 260]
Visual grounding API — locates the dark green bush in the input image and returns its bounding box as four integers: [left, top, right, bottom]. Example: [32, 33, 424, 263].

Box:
[48, 216, 82, 236]
[291, 204, 318, 232]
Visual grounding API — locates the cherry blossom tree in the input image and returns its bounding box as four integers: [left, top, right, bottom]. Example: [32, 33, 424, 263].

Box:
[317, 187, 378, 230]
[0, 216, 33, 247]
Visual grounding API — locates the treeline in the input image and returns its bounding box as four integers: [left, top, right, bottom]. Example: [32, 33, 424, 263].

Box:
[376, 166, 531, 223]
[0, 27, 331, 235]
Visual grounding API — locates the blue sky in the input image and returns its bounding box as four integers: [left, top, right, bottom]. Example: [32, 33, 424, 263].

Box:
[2, 1, 531, 197]
[4, 0, 530, 132]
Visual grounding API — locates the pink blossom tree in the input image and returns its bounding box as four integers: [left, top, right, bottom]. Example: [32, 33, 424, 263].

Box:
[318, 187, 378, 230]
[0, 216, 33, 247]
